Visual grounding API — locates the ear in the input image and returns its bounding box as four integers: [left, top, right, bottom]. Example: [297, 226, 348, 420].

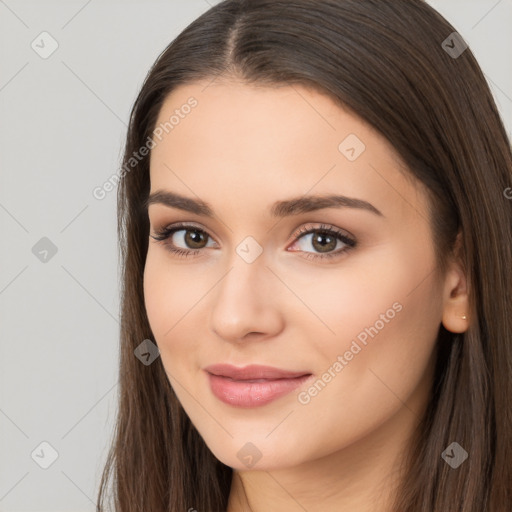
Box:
[441, 231, 470, 333]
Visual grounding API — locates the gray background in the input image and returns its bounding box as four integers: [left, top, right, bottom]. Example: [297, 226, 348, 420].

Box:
[0, 0, 510, 510]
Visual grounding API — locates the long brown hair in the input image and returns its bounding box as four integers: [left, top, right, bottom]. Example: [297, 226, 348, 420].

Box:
[97, 1, 512, 510]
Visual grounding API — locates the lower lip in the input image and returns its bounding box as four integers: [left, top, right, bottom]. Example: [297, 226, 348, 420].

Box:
[206, 372, 313, 407]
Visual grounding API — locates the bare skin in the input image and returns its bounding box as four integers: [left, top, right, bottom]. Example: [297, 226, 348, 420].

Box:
[143, 79, 469, 512]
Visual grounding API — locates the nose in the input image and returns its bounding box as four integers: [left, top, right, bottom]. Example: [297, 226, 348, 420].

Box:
[209, 255, 285, 344]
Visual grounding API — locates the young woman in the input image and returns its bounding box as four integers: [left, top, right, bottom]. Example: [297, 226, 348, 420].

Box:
[97, 1, 512, 510]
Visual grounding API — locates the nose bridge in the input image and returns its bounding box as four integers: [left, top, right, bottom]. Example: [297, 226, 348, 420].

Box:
[209, 241, 283, 341]
[216, 244, 269, 311]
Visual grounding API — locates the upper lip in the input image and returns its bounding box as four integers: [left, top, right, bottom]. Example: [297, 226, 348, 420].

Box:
[204, 363, 311, 380]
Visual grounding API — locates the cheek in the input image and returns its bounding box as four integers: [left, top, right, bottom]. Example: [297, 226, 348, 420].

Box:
[299, 245, 442, 427]
[321, 227, 442, 360]
[143, 250, 193, 349]
[286, 243, 435, 353]
[143, 248, 213, 369]
[143, 251, 172, 337]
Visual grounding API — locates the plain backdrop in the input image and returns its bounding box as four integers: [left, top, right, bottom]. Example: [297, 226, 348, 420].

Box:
[0, 0, 510, 510]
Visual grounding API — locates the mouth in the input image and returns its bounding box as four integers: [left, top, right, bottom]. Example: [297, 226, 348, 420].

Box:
[204, 363, 311, 380]
[204, 364, 313, 407]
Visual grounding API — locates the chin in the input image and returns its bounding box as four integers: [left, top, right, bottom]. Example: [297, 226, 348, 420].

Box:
[202, 434, 310, 472]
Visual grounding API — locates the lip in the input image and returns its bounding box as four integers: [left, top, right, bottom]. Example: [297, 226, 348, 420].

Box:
[204, 364, 313, 407]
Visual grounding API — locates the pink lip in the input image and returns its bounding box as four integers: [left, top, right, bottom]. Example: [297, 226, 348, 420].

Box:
[204, 364, 313, 407]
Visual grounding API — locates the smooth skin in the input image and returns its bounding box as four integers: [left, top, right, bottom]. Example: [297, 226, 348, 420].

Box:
[143, 79, 469, 512]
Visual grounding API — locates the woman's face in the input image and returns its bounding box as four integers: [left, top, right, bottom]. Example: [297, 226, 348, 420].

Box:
[144, 80, 448, 471]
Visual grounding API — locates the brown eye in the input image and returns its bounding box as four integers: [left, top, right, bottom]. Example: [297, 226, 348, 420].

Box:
[310, 232, 338, 253]
[150, 223, 216, 258]
[289, 223, 356, 261]
[150, 222, 356, 261]
[182, 229, 209, 249]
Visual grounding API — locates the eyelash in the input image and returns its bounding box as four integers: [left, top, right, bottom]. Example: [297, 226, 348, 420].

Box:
[150, 222, 356, 261]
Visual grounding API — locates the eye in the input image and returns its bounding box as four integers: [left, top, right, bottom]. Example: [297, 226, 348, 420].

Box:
[288, 223, 356, 261]
[150, 222, 216, 258]
[150, 222, 356, 261]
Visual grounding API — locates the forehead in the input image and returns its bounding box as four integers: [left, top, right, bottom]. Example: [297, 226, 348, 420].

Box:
[148, 80, 428, 224]
[151, 79, 399, 158]
[151, 80, 388, 162]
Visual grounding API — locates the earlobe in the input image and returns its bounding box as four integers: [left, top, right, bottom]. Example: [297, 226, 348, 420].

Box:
[441, 240, 470, 333]
[441, 298, 469, 333]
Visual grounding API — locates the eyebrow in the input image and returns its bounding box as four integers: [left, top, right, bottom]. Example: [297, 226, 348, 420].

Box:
[144, 190, 383, 218]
